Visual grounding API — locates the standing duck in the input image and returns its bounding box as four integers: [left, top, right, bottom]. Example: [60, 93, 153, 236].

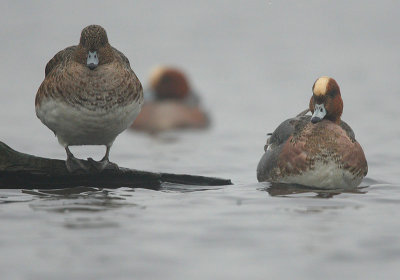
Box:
[35, 25, 143, 172]
[257, 76, 367, 189]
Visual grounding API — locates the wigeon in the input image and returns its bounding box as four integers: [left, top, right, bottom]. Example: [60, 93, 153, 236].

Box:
[35, 25, 143, 172]
[131, 66, 209, 133]
[257, 76, 368, 189]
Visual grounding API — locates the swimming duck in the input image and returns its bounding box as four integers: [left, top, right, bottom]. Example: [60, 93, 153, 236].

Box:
[257, 76, 368, 189]
[35, 25, 143, 172]
[131, 66, 209, 133]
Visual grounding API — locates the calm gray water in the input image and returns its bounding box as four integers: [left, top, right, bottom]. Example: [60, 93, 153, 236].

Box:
[1, 1, 400, 279]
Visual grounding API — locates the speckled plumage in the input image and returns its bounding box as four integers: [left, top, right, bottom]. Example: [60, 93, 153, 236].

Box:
[257, 77, 368, 189]
[35, 25, 143, 148]
[35, 25, 143, 171]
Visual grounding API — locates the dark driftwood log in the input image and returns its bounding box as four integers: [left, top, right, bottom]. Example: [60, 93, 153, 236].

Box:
[0, 141, 232, 190]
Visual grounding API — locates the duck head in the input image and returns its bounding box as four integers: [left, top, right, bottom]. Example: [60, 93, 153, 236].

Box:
[149, 66, 190, 100]
[309, 76, 343, 124]
[74, 25, 114, 70]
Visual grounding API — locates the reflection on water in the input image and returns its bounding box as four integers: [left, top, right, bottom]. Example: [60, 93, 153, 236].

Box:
[63, 217, 120, 229]
[0, 190, 35, 204]
[160, 182, 224, 193]
[25, 187, 139, 213]
[262, 182, 367, 198]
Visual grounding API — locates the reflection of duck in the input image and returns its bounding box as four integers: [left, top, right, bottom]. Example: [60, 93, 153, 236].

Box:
[131, 66, 209, 133]
[257, 77, 368, 189]
[36, 25, 143, 172]
[263, 183, 366, 198]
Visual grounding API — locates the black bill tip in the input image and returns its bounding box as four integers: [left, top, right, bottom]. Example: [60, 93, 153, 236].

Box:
[87, 63, 97, 70]
[311, 117, 322, 124]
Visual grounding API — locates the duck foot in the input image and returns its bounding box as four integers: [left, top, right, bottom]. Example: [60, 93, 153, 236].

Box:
[87, 158, 119, 172]
[66, 157, 92, 173]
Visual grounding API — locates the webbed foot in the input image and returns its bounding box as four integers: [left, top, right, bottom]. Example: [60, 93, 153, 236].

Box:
[87, 158, 119, 172]
[66, 156, 91, 173]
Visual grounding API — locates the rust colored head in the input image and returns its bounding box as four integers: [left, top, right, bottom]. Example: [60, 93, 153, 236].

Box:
[149, 66, 190, 100]
[74, 25, 114, 70]
[309, 76, 343, 124]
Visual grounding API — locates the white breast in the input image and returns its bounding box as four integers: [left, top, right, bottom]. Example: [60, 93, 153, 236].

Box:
[36, 99, 142, 147]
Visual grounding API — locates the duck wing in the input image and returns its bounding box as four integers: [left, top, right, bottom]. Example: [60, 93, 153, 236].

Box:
[44, 46, 77, 77]
[112, 47, 131, 67]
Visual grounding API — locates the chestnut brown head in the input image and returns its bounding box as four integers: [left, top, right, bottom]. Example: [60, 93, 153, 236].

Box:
[149, 66, 190, 100]
[309, 76, 343, 124]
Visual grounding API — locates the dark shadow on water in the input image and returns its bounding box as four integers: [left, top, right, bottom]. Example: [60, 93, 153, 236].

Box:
[259, 182, 369, 199]
[160, 182, 223, 193]
[10, 182, 222, 213]
[22, 187, 140, 213]
[22, 186, 103, 197]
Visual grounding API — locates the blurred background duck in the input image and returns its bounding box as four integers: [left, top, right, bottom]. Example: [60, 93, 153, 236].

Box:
[131, 66, 209, 134]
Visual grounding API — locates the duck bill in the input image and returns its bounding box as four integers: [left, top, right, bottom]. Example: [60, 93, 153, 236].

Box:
[87, 51, 99, 70]
[311, 103, 326, 123]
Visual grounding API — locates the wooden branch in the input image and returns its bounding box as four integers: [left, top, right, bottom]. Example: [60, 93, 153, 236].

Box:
[0, 141, 232, 190]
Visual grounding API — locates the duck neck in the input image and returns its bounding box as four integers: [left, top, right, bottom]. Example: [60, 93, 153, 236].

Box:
[326, 115, 341, 124]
